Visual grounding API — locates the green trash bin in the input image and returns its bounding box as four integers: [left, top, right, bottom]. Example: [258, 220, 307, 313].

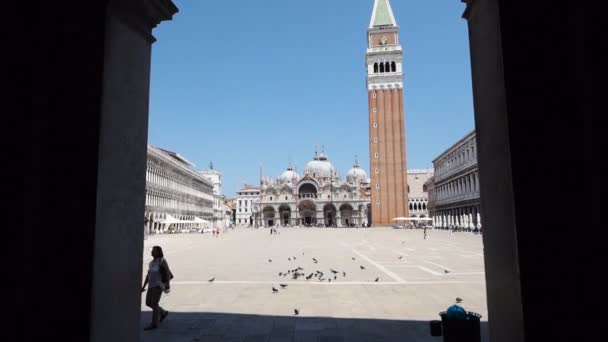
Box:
[438, 311, 482, 342]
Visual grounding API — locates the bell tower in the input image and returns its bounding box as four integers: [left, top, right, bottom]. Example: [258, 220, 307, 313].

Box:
[366, 0, 409, 225]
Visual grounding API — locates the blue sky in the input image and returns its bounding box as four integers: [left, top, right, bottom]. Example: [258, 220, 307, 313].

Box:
[148, 0, 474, 197]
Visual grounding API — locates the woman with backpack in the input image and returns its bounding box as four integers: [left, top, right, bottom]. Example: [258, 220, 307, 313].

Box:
[141, 246, 173, 330]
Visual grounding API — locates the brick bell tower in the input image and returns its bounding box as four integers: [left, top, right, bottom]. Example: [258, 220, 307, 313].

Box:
[366, 0, 409, 225]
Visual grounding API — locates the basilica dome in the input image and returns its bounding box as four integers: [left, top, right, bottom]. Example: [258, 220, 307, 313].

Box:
[346, 160, 368, 183]
[304, 150, 335, 179]
[279, 166, 299, 182]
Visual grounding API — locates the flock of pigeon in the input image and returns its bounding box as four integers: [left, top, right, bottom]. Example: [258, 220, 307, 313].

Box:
[266, 252, 396, 315]
[205, 241, 451, 316]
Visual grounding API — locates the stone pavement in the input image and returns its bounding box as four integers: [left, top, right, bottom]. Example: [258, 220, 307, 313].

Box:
[141, 227, 488, 342]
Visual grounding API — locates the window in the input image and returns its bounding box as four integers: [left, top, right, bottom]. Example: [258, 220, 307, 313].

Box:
[391, 61, 396, 72]
[285, 196, 288, 200]
[373, 122, 377, 128]
[374, 138, 378, 143]
[373, 107, 377, 113]
[373, 63, 378, 73]
[372, 92, 377, 99]
[270, 197, 273, 200]
[376, 184, 380, 189]
[376, 200, 381, 205]
[379, 63, 385, 73]
[375, 152, 378, 158]
[375, 168, 379, 174]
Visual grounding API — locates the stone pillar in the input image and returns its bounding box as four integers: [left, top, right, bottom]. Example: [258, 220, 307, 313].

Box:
[25, 1, 178, 341]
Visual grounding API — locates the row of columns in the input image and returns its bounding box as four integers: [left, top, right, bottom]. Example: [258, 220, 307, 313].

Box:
[432, 206, 481, 230]
[436, 171, 480, 202]
[257, 211, 364, 227]
[144, 213, 209, 234]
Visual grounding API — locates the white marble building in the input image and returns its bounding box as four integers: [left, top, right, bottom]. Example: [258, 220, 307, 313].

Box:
[424, 130, 481, 230]
[251, 149, 371, 228]
[235, 186, 261, 226]
[198, 163, 230, 228]
[407, 169, 434, 218]
[144, 146, 214, 234]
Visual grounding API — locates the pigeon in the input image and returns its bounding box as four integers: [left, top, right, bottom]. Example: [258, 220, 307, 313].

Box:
[330, 269, 338, 274]
[328, 278, 332, 282]
[455, 297, 463, 303]
[294, 309, 299, 315]
[269, 259, 272, 262]
[280, 284, 288, 288]
[398, 256, 403, 260]
[293, 257, 297, 260]
[444, 270, 450, 274]
[279, 272, 283, 276]
[343, 272, 346, 277]
[208, 277, 215, 282]
[334, 275, 337, 280]
[352, 257, 356, 261]
[288, 270, 291, 274]
[288, 258, 291, 261]
[272, 287, 279, 293]
[375, 277, 379, 282]
[360, 265, 365, 270]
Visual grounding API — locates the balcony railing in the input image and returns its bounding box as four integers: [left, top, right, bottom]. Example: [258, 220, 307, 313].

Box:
[435, 192, 480, 206]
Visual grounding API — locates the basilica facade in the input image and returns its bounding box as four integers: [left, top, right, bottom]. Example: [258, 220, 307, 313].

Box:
[253, 150, 372, 228]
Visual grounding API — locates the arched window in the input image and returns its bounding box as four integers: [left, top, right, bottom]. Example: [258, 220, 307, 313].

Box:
[373, 63, 378, 73]
[379, 63, 385, 73]
[423, 203, 427, 210]
[385, 62, 390, 72]
[391, 61, 396, 72]
[409, 203, 413, 210]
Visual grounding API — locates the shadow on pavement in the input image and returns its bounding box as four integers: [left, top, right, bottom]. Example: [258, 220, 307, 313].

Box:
[141, 311, 489, 342]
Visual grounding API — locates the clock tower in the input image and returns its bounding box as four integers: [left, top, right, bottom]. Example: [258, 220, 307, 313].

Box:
[366, 0, 409, 225]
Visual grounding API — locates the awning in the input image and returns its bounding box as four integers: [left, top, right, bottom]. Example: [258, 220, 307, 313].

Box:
[393, 217, 433, 221]
[157, 214, 207, 225]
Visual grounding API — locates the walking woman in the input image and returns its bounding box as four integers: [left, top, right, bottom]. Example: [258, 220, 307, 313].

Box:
[141, 246, 174, 330]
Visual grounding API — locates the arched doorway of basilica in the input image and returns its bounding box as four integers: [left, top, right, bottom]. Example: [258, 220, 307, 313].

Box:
[278, 204, 291, 226]
[263, 206, 275, 227]
[323, 203, 337, 227]
[340, 204, 354, 227]
[298, 200, 316, 226]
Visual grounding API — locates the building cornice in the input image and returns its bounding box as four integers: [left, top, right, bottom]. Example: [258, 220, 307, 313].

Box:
[108, 0, 178, 43]
[431, 130, 476, 164]
[148, 146, 213, 187]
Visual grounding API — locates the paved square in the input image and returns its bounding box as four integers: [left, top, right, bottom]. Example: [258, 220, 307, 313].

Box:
[141, 228, 488, 342]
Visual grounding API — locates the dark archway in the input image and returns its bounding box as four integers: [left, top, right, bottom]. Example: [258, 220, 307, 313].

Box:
[340, 203, 353, 227]
[278, 204, 291, 226]
[298, 200, 316, 226]
[263, 206, 275, 227]
[298, 183, 317, 199]
[323, 203, 336, 227]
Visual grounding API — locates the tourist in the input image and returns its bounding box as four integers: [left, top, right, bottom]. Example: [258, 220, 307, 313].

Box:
[141, 246, 173, 330]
